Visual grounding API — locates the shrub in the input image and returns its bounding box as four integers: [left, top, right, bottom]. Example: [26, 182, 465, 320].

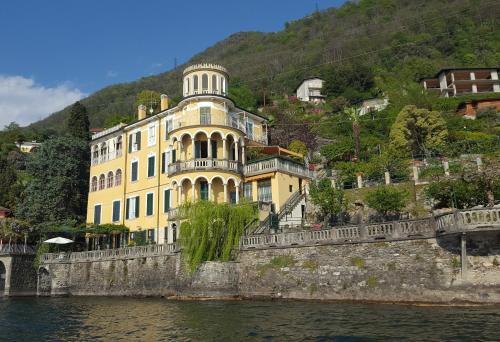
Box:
[366, 185, 408, 219]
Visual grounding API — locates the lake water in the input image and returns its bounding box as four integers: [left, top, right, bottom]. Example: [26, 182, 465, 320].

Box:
[0, 297, 499, 341]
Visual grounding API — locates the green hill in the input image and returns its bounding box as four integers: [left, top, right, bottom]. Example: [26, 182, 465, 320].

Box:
[29, 0, 500, 133]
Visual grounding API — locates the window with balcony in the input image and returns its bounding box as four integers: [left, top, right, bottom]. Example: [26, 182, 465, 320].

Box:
[200, 107, 211, 125]
[257, 179, 272, 202]
[131, 161, 138, 182]
[195, 141, 208, 158]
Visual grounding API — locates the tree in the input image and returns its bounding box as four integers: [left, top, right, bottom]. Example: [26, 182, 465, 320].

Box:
[463, 157, 500, 207]
[16, 137, 90, 224]
[389, 105, 448, 158]
[0, 155, 20, 209]
[425, 179, 485, 209]
[228, 80, 257, 111]
[366, 185, 408, 220]
[67, 102, 90, 141]
[309, 179, 345, 224]
[135, 90, 161, 114]
[288, 140, 308, 159]
[320, 138, 355, 164]
[344, 107, 362, 161]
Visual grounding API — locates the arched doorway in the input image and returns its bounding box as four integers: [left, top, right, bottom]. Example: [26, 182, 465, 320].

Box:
[0, 261, 5, 296]
[37, 267, 51, 296]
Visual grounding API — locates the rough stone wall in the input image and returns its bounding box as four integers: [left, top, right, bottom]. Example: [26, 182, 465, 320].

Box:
[0, 255, 37, 296]
[41, 254, 239, 298]
[237, 235, 500, 303]
[40, 232, 500, 303]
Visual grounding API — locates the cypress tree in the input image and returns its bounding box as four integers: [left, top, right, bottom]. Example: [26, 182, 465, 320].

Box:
[67, 101, 90, 142]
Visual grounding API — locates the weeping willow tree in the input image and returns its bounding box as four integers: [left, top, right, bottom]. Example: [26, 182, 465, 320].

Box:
[179, 201, 257, 272]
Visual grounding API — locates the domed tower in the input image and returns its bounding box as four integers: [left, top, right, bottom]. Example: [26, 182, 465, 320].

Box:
[183, 63, 229, 97]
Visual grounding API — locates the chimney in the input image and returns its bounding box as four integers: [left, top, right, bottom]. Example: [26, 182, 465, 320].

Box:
[160, 94, 169, 111]
[138, 104, 147, 120]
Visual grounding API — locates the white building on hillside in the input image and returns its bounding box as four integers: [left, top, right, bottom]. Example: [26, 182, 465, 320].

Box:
[295, 78, 326, 103]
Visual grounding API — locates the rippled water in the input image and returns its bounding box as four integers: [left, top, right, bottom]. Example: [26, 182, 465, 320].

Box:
[1, 297, 499, 341]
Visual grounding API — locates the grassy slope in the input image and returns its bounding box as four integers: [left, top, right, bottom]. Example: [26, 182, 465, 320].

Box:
[30, 0, 500, 132]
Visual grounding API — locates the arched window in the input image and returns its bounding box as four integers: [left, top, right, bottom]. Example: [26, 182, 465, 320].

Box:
[185, 77, 190, 94]
[115, 169, 122, 186]
[212, 75, 217, 93]
[107, 171, 114, 188]
[222, 77, 226, 94]
[92, 145, 99, 160]
[193, 75, 198, 92]
[99, 174, 106, 190]
[202, 74, 208, 92]
[91, 176, 98, 192]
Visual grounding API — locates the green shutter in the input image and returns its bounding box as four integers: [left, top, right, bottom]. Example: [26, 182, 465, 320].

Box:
[136, 131, 141, 150]
[132, 161, 138, 181]
[164, 189, 170, 212]
[126, 198, 130, 219]
[112, 201, 120, 222]
[135, 196, 140, 218]
[148, 156, 155, 177]
[161, 152, 166, 174]
[147, 193, 153, 216]
[128, 135, 133, 153]
[94, 205, 101, 224]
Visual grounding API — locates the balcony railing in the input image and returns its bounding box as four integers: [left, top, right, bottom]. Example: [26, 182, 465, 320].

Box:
[168, 158, 241, 176]
[244, 157, 314, 179]
[91, 149, 123, 166]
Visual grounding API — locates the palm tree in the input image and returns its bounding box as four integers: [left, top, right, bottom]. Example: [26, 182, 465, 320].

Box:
[344, 107, 362, 161]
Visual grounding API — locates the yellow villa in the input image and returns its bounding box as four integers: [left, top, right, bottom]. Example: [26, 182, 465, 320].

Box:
[86, 63, 313, 246]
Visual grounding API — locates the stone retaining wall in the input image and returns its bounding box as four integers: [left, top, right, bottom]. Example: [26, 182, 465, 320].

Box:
[39, 231, 500, 303]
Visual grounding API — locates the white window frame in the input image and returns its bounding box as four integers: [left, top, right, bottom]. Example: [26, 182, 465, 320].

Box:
[131, 159, 139, 182]
[148, 124, 156, 147]
[145, 191, 155, 216]
[111, 199, 121, 222]
[127, 196, 137, 220]
[131, 130, 140, 152]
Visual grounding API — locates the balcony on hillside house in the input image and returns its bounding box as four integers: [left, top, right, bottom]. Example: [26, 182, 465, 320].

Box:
[244, 155, 314, 179]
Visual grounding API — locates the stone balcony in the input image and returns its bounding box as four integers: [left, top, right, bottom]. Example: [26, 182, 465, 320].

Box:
[91, 149, 123, 166]
[168, 158, 241, 176]
[243, 157, 314, 179]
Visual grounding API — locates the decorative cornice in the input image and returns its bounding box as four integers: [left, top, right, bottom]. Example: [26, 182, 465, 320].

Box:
[183, 63, 228, 75]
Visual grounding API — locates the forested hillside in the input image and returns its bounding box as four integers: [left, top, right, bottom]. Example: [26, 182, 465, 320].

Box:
[28, 0, 499, 133]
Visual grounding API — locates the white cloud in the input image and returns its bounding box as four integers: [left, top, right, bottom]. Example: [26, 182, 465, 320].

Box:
[0, 75, 86, 128]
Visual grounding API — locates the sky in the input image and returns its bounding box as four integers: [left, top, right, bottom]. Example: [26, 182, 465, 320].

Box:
[0, 0, 346, 128]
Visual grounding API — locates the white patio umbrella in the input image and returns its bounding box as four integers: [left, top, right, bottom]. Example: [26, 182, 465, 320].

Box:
[43, 237, 74, 244]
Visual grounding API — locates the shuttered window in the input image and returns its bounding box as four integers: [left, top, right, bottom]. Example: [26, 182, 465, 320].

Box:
[161, 152, 166, 174]
[164, 189, 170, 213]
[146, 193, 154, 216]
[147, 155, 155, 177]
[93, 205, 101, 224]
[112, 201, 120, 222]
[131, 161, 138, 181]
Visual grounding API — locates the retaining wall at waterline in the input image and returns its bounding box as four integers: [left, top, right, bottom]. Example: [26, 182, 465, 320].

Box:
[39, 231, 500, 304]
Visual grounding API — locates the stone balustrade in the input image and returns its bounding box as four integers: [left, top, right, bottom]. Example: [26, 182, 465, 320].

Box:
[241, 209, 500, 250]
[0, 244, 35, 255]
[244, 157, 314, 179]
[168, 158, 240, 176]
[41, 243, 178, 264]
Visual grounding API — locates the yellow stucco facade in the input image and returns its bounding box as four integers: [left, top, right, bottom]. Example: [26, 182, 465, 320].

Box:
[86, 63, 312, 244]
